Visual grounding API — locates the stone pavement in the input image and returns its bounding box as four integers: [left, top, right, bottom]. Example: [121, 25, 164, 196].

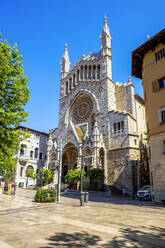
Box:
[0, 189, 165, 248]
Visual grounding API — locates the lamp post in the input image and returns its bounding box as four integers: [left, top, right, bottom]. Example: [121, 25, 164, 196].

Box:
[79, 142, 85, 206]
[41, 166, 43, 188]
[57, 139, 62, 202]
[80, 154, 84, 194]
[80, 154, 85, 206]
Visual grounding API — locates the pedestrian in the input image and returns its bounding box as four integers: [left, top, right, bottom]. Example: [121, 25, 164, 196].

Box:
[122, 188, 126, 197]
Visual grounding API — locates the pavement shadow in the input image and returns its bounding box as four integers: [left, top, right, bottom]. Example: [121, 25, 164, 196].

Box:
[39, 231, 101, 247]
[103, 226, 165, 248]
[39, 226, 165, 248]
[61, 190, 165, 209]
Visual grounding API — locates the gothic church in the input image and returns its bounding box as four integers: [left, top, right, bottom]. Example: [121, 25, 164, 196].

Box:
[46, 17, 146, 193]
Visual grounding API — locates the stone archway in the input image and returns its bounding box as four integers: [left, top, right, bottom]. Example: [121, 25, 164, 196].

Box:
[62, 142, 78, 182]
[26, 165, 35, 187]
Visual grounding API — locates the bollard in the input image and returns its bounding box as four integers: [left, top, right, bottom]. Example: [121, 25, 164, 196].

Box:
[84, 192, 89, 202]
[80, 192, 84, 206]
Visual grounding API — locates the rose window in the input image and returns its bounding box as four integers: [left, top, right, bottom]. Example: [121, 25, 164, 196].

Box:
[72, 96, 93, 121]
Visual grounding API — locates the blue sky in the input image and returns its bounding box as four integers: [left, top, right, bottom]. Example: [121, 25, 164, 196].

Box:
[0, 0, 164, 133]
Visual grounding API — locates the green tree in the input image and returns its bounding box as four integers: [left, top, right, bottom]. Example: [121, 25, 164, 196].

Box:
[39, 168, 52, 186]
[0, 37, 30, 179]
[139, 140, 150, 187]
[26, 169, 37, 179]
[88, 168, 104, 180]
[64, 169, 86, 188]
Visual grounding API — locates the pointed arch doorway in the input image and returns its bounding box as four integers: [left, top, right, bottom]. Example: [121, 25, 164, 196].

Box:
[62, 142, 78, 182]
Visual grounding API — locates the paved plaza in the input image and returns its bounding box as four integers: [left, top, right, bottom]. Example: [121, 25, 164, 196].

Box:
[0, 189, 165, 248]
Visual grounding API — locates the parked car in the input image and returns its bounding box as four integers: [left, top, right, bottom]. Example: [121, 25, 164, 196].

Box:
[136, 185, 151, 200]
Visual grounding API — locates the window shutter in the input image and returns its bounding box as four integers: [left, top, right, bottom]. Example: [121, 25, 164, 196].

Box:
[152, 80, 159, 92]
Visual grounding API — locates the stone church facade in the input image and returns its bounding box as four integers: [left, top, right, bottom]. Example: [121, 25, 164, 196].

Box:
[46, 17, 146, 193]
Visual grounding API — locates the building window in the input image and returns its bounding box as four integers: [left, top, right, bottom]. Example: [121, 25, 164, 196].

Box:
[152, 77, 165, 92]
[39, 152, 42, 160]
[134, 139, 137, 145]
[97, 64, 100, 80]
[36, 133, 40, 138]
[158, 106, 165, 125]
[20, 148, 24, 156]
[30, 151, 33, 158]
[114, 123, 116, 133]
[113, 121, 125, 134]
[20, 167, 23, 177]
[34, 148, 39, 158]
[163, 141, 165, 154]
[65, 81, 68, 94]
[155, 47, 165, 62]
[159, 77, 165, 89]
[117, 122, 120, 131]
[121, 121, 124, 131]
[161, 110, 165, 124]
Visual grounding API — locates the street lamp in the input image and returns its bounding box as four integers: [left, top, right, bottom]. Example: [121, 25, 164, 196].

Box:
[57, 139, 62, 203]
[80, 153, 84, 206]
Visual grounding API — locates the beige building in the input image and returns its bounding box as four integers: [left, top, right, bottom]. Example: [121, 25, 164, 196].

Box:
[47, 17, 147, 194]
[15, 126, 48, 188]
[132, 28, 165, 203]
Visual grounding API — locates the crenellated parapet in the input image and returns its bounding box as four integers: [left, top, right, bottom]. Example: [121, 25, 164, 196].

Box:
[60, 52, 103, 98]
[115, 77, 136, 118]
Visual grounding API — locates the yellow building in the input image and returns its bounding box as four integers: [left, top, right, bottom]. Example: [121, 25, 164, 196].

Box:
[132, 29, 165, 203]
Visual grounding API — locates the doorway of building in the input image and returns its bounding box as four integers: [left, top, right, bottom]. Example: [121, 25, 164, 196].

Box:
[62, 143, 78, 182]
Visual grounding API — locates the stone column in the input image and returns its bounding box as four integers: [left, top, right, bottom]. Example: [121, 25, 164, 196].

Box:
[75, 73, 78, 86]
[87, 65, 89, 80]
[72, 75, 74, 89]
[95, 67, 97, 81]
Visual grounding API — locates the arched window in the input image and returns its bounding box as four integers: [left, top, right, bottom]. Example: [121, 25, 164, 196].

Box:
[73, 73, 76, 87]
[39, 153, 42, 159]
[77, 70, 79, 83]
[89, 65, 91, 79]
[69, 77, 72, 91]
[80, 65, 83, 80]
[121, 121, 124, 131]
[83, 146, 92, 156]
[97, 65, 100, 80]
[34, 148, 38, 159]
[85, 65, 87, 79]
[26, 165, 33, 172]
[93, 65, 96, 80]
[30, 151, 33, 158]
[118, 122, 120, 132]
[20, 148, 24, 156]
[114, 123, 117, 133]
[65, 81, 68, 94]
[20, 144, 26, 156]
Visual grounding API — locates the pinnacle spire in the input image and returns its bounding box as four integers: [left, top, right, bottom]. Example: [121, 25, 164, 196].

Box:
[61, 43, 70, 78]
[101, 15, 111, 38]
[104, 14, 107, 24]
[64, 43, 68, 51]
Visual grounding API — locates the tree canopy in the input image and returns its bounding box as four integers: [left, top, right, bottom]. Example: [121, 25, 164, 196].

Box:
[0, 37, 30, 178]
[64, 169, 86, 188]
[39, 168, 52, 186]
